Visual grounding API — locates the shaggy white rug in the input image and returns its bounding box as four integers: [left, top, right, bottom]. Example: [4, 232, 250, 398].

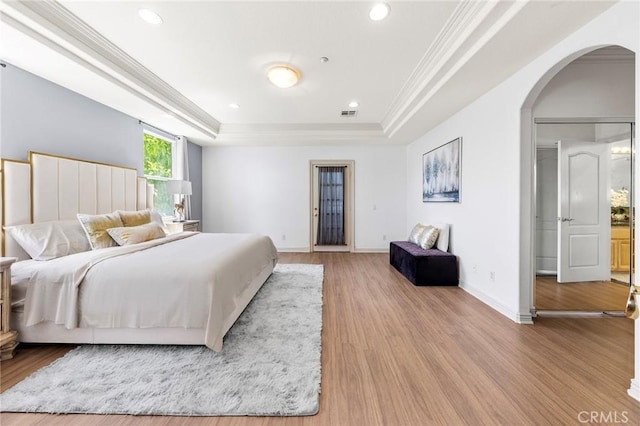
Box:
[0, 263, 323, 416]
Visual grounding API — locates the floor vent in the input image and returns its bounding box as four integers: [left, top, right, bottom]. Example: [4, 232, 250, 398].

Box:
[341, 110, 357, 117]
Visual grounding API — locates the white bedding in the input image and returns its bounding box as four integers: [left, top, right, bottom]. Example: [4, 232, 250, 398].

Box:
[14, 232, 278, 351]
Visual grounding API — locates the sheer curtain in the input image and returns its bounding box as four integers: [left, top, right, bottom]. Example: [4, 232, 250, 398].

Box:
[175, 136, 191, 220]
[317, 166, 345, 246]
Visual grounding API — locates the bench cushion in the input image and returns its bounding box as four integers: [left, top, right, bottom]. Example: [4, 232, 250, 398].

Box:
[390, 241, 458, 286]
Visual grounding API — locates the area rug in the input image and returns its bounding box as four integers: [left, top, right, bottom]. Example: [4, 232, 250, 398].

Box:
[0, 263, 323, 416]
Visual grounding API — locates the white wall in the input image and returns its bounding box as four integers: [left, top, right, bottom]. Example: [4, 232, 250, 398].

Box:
[405, 1, 638, 322]
[202, 145, 406, 251]
[535, 148, 558, 274]
[534, 58, 635, 118]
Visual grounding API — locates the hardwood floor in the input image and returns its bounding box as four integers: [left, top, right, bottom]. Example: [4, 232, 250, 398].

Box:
[535, 275, 630, 311]
[1, 253, 639, 425]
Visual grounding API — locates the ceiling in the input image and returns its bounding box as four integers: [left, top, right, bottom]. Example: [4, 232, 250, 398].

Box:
[0, 1, 617, 147]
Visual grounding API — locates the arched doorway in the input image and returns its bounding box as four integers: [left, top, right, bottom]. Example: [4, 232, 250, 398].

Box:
[520, 44, 636, 317]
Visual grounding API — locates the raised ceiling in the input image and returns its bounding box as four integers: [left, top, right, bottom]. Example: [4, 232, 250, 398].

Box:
[0, 1, 616, 146]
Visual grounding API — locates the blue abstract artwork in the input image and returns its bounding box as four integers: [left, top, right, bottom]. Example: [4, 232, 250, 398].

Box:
[423, 137, 461, 202]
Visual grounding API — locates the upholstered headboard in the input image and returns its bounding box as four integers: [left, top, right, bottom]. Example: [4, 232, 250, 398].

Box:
[1, 151, 149, 259]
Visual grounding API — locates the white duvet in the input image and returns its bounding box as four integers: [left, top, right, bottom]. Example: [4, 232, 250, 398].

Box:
[17, 232, 278, 351]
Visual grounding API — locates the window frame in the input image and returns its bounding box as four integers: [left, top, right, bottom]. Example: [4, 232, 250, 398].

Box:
[143, 130, 177, 216]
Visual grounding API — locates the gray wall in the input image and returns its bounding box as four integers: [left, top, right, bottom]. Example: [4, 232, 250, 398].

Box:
[188, 142, 202, 224]
[0, 63, 203, 220]
[1, 62, 143, 172]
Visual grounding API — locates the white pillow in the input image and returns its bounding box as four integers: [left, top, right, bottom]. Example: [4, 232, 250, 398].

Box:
[149, 210, 169, 235]
[433, 223, 450, 252]
[4, 220, 91, 260]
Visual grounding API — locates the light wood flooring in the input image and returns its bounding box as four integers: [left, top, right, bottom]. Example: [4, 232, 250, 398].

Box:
[535, 275, 630, 311]
[1, 253, 639, 425]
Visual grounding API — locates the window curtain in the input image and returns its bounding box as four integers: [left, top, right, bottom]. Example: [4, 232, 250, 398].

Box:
[317, 166, 345, 246]
[176, 136, 191, 220]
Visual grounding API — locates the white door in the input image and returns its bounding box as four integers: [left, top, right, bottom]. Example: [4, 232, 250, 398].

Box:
[557, 140, 610, 283]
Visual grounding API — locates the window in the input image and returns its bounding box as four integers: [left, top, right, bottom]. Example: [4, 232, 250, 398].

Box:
[143, 132, 175, 215]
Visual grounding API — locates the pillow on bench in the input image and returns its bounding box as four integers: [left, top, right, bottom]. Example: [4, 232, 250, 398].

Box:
[408, 223, 450, 252]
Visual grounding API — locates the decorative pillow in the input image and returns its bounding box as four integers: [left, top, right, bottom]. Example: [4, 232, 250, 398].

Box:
[117, 209, 151, 227]
[4, 220, 91, 260]
[433, 223, 450, 252]
[417, 226, 440, 250]
[77, 212, 124, 249]
[408, 224, 426, 245]
[107, 222, 166, 246]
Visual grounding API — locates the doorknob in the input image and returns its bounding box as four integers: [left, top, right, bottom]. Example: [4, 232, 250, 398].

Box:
[559, 217, 575, 222]
[625, 285, 640, 320]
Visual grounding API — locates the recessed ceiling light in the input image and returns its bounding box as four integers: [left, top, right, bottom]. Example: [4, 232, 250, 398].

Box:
[348, 101, 359, 108]
[267, 65, 301, 89]
[369, 3, 390, 21]
[138, 9, 163, 25]
[320, 57, 329, 63]
[229, 103, 240, 109]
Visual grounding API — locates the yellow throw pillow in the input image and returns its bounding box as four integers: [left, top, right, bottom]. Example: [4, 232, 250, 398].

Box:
[77, 212, 124, 249]
[107, 222, 166, 246]
[117, 209, 151, 227]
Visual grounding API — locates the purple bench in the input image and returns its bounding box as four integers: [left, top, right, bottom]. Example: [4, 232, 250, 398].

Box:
[390, 241, 458, 286]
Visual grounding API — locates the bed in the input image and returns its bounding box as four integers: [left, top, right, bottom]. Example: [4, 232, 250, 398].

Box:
[1, 152, 278, 351]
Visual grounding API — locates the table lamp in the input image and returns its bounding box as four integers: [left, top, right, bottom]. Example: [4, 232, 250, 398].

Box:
[166, 179, 192, 222]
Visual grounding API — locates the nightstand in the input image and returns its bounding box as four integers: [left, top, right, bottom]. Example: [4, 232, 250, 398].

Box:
[166, 220, 200, 234]
[0, 257, 18, 360]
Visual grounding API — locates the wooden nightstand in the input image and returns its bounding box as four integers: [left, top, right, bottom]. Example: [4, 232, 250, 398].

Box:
[0, 257, 18, 360]
[166, 220, 200, 234]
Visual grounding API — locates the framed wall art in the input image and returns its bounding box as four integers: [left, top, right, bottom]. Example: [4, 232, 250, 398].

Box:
[423, 137, 461, 202]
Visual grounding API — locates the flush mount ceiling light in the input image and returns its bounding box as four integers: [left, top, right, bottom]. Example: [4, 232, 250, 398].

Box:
[267, 65, 301, 89]
[138, 9, 163, 25]
[369, 3, 390, 21]
[348, 101, 359, 108]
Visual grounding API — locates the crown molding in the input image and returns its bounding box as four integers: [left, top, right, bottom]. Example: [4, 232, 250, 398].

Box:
[0, 0, 220, 139]
[572, 46, 635, 64]
[215, 123, 387, 146]
[381, 0, 530, 138]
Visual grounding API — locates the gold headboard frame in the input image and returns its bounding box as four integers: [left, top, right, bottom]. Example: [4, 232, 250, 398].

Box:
[1, 152, 148, 258]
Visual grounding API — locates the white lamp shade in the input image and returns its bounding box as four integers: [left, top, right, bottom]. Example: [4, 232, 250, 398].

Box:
[166, 179, 192, 195]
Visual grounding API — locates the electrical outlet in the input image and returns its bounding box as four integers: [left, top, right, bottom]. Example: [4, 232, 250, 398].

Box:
[382, 234, 387, 241]
[490, 271, 496, 282]
[472, 265, 478, 275]
[282, 234, 286, 241]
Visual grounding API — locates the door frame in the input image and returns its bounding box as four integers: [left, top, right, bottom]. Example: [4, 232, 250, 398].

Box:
[309, 160, 355, 252]
[532, 117, 635, 312]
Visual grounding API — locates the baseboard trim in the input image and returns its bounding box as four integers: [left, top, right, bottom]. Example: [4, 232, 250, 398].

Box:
[352, 248, 389, 253]
[536, 310, 625, 317]
[628, 378, 640, 402]
[277, 248, 311, 253]
[459, 280, 532, 324]
[277, 248, 390, 254]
